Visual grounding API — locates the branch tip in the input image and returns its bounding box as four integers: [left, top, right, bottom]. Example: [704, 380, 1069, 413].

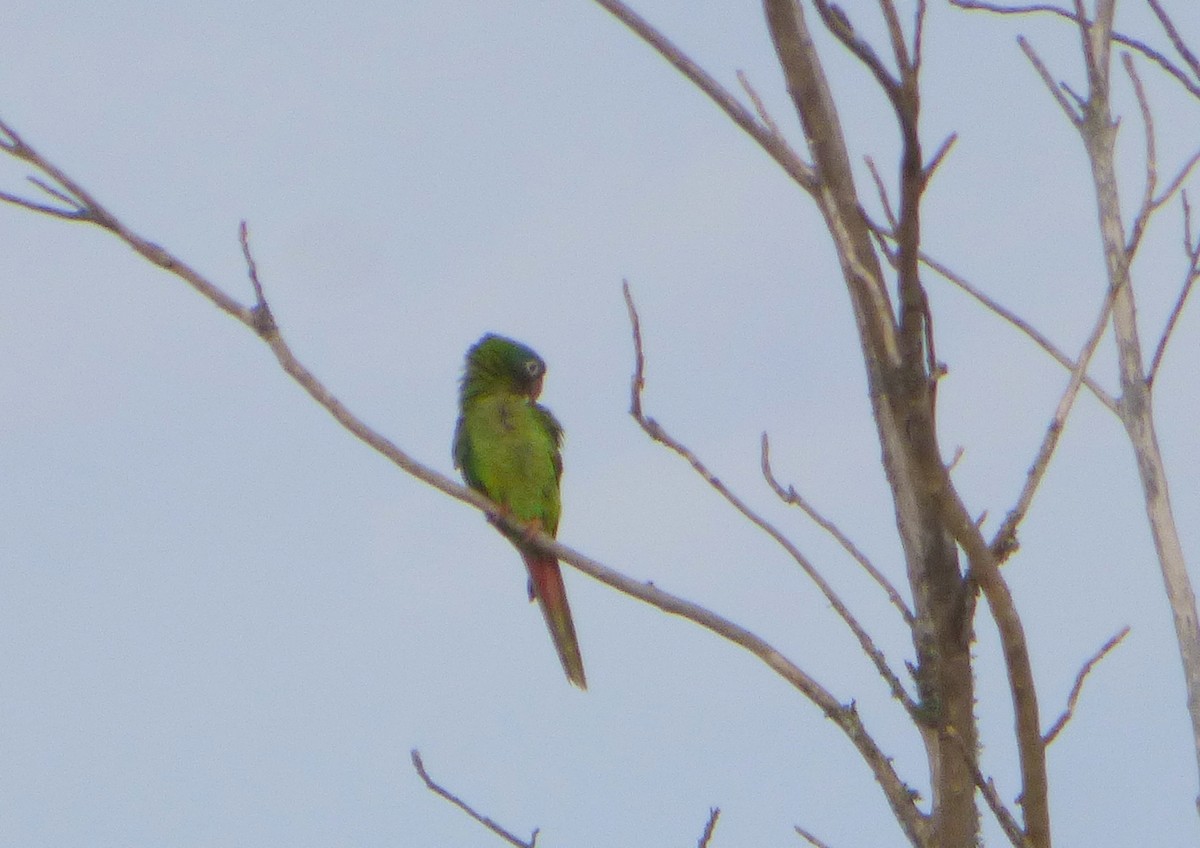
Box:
[411, 749, 540, 848]
[761, 433, 915, 628]
[1043, 626, 1131, 745]
[696, 807, 721, 848]
[794, 823, 834, 848]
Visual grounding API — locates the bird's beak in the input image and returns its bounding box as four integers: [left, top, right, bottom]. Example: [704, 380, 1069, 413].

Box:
[529, 375, 544, 400]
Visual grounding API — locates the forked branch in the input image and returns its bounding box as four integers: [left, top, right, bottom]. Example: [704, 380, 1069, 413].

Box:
[411, 750, 539, 848]
[623, 282, 928, 844]
[624, 283, 919, 715]
[696, 807, 721, 848]
[950, 0, 1200, 99]
[1148, 193, 1200, 387]
[915, 246, 1119, 413]
[761, 434, 915, 627]
[1123, 53, 1200, 258]
[0, 121, 921, 836]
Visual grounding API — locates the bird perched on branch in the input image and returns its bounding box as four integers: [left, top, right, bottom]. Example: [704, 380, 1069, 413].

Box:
[453, 333, 587, 689]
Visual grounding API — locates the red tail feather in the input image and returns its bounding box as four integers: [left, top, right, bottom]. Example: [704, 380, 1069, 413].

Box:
[522, 552, 587, 689]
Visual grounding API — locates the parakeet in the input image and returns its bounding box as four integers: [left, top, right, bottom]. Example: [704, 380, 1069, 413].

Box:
[453, 333, 587, 689]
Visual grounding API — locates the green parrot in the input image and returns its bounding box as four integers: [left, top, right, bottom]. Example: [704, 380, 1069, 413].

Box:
[453, 333, 587, 689]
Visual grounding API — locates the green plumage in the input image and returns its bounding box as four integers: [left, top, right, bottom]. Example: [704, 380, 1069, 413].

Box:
[453, 334, 586, 689]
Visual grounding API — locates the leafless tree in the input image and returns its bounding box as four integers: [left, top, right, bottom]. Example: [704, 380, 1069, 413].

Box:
[1, 2, 1198, 847]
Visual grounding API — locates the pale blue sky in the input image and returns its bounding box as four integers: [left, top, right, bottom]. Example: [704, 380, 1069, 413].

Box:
[2, 1, 1199, 845]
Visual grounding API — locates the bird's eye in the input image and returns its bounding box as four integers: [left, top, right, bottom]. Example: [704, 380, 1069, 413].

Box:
[524, 359, 543, 377]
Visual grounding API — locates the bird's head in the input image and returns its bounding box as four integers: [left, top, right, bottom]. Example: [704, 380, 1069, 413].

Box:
[462, 333, 547, 400]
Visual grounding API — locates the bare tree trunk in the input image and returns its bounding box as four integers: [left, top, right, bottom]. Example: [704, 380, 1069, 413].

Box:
[1083, 83, 1200, 816]
[761, 2, 980, 844]
[1044, 0, 1200, 814]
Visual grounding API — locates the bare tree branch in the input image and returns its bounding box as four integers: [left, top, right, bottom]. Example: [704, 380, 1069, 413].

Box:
[1147, 0, 1200, 87]
[878, 0, 914, 78]
[1121, 53, 1200, 258]
[761, 434, 915, 627]
[912, 0, 929, 78]
[860, 205, 1120, 412]
[1043, 626, 1131, 746]
[736, 69, 783, 139]
[1124, 53, 1160, 258]
[0, 185, 86, 220]
[26, 174, 82, 209]
[865, 155, 899, 231]
[914, 247, 1119, 413]
[1017, 36, 1082, 124]
[989, 271, 1117, 561]
[809, 0, 903, 104]
[411, 749, 539, 848]
[794, 823, 835, 848]
[0, 114, 930, 839]
[1153, 150, 1200, 224]
[950, 0, 1200, 99]
[590, 0, 817, 192]
[696, 807, 721, 848]
[624, 282, 920, 717]
[0, 116, 250, 324]
[923, 132, 957, 182]
[1147, 197, 1200, 387]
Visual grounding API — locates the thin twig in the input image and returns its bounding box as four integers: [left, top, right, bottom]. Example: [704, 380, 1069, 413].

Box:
[949, 0, 1200, 99]
[761, 434, 915, 627]
[1147, 0, 1200, 87]
[921, 245, 1118, 410]
[0, 117, 249, 322]
[1018, 36, 1082, 124]
[878, 0, 913, 77]
[921, 247, 1117, 411]
[0, 119, 934, 830]
[1154, 149, 1200, 217]
[1072, 0, 1101, 94]
[239, 221, 266, 305]
[1148, 200, 1200, 386]
[865, 155, 898, 231]
[1043, 626, 1131, 745]
[0, 115, 909, 741]
[624, 282, 920, 716]
[923, 133, 957, 181]
[870, 224, 1120, 413]
[1116, 55, 1200, 262]
[990, 282, 1118, 559]
[0, 187, 86, 220]
[809, 0, 902, 106]
[736, 70, 782, 139]
[912, 0, 929, 78]
[794, 823, 834, 848]
[411, 750, 539, 848]
[696, 807, 721, 848]
[1123, 53, 1158, 257]
[238, 222, 280, 337]
[27, 175, 85, 209]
